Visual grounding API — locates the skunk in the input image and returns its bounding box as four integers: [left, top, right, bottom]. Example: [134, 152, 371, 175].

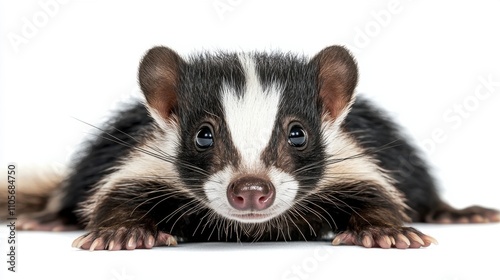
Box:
[4, 45, 499, 250]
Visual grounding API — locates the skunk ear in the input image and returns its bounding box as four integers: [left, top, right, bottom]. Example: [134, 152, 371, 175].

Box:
[138, 46, 184, 119]
[311, 46, 358, 120]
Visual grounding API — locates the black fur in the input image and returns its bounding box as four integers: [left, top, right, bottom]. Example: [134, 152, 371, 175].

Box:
[175, 53, 245, 189]
[255, 52, 326, 190]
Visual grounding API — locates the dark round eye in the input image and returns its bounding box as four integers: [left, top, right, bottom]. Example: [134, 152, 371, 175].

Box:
[195, 125, 214, 151]
[288, 123, 307, 149]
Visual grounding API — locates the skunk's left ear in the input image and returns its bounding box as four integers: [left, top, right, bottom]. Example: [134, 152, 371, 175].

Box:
[311, 46, 358, 120]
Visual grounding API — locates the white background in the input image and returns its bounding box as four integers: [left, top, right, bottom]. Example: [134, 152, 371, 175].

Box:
[0, 1, 499, 280]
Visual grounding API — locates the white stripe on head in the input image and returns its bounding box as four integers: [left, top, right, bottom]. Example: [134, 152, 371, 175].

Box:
[221, 54, 282, 170]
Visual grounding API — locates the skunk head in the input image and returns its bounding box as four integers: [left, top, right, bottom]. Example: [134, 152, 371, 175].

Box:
[138, 46, 358, 225]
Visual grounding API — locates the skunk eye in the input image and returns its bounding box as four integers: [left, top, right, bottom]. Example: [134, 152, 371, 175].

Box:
[195, 125, 214, 151]
[288, 123, 307, 149]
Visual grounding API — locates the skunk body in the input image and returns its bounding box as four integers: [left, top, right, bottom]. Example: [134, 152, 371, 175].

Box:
[10, 46, 500, 250]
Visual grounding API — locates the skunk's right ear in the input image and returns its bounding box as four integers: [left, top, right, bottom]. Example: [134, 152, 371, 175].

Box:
[138, 46, 184, 119]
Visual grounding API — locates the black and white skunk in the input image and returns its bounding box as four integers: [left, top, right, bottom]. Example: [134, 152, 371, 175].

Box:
[4, 45, 499, 250]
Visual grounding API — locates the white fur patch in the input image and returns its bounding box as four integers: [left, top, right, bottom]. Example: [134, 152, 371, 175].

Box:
[204, 166, 299, 223]
[203, 54, 297, 223]
[320, 119, 407, 212]
[79, 121, 182, 221]
[221, 54, 282, 170]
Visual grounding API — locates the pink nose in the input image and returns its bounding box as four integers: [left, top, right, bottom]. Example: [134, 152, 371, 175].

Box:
[227, 176, 276, 211]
